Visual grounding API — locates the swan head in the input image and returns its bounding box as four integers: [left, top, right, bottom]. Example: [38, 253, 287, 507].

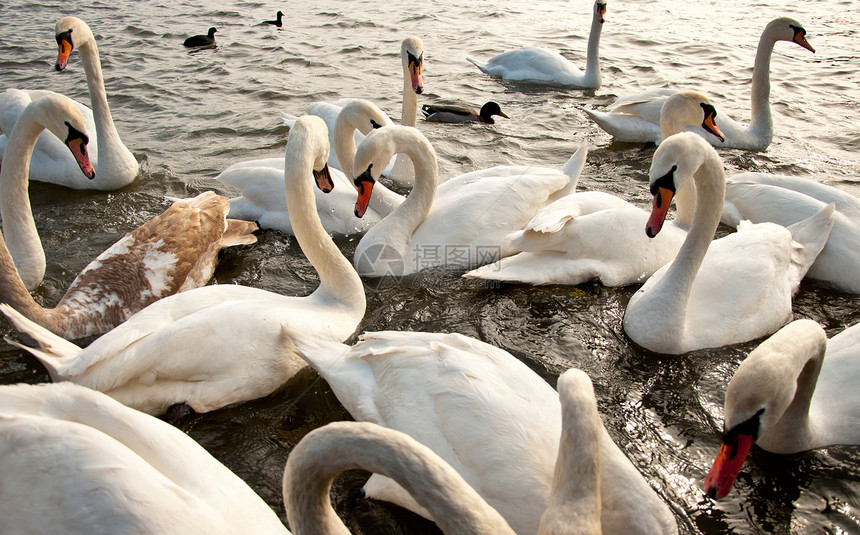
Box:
[55, 17, 94, 71]
[594, 1, 607, 24]
[337, 99, 389, 137]
[352, 127, 395, 218]
[28, 94, 95, 179]
[479, 102, 509, 124]
[661, 91, 725, 142]
[289, 115, 334, 193]
[765, 17, 814, 53]
[646, 132, 712, 237]
[704, 319, 827, 500]
[401, 36, 424, 95]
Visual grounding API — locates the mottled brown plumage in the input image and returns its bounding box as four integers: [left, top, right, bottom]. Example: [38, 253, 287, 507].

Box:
[1, 191, 257, 339]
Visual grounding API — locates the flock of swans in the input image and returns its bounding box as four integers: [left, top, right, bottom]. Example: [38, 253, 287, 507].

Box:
[0, 3, 857, 534]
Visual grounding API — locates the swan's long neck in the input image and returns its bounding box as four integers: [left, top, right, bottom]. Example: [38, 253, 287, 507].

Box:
[539, 372, 602, 534]
[284, 134, 364, 310]
[400, 71, 418, 128]
[746, 32, 776, 148]
[333, 120, 358, 179]
[582, 8, 604, 88]
[359, 133, 437, 264]
[0, 232, 54, 330]
[79, 39, 135, 181]
[283, 422, 517, 535]
[0, 110, 47, 290]
[0, 114, 59, 330]
[651, 152, 725, 344]
[80, 41, 113, 152]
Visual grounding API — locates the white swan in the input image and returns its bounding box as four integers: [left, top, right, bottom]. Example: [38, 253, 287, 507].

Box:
[292, 333, 678, 535]
[703, 319, 860, 499]
[622, 132, 834, 354]
[352, 125, 581, 277]
[1, 93, 93, 289]
[719, 173, 860, 293]
[0, 94, 257, 339]
[0, 17, 139, 189]
[217, 100, 404, 236]
[280, 36, 424, 187]
[0, 382, 290, 534]
[1, 116, 365, 415]
[467, 0, 606, 89]
[464, 91, 725, 287]
[582, 17, 815, 149]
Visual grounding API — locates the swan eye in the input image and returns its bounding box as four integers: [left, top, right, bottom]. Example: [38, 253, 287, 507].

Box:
[407, 51, 423, 68]
[354, 164, 375, 188]
[723, 408, 765, 447]
[64, 121, 89, 147]
[370, 119, 382, 129]
[650, 165, 677, 196]
[56, 28, 73, 48]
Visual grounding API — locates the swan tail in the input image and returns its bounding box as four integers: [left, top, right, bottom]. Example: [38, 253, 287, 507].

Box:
[554, 144, 588, 197]
[785, 203, 835, 289]
[221, 219, 259, 247]
[289, 335, 352, 375]
[281, 112, 298, 128]
[720, 199, 744, 228]
[0, 304, 82, 379]
[466, 57, 489, 73]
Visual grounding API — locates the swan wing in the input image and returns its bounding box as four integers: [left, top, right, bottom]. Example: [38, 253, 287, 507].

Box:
[680, 211, 831, 351]
[469, 47, 584, 84]
[466, 198, 685, 286]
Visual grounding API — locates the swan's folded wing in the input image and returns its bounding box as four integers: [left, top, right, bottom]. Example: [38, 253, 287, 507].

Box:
[217, 166, 287, 212]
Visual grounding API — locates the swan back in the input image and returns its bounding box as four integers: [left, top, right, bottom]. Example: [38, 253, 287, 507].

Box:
[283, 421, 517, 535]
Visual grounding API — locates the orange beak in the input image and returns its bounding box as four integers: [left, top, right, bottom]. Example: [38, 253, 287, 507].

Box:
[704, 433, 755, 500]
[646, 187, 673, 237]
[794, 32, 815, 53]
[313, 163, 334, 193]
[596, 3, 607, 23]
[354, 167, 376, 218]
[65, 136, 95, 180]
[701, 106, 726, 142]
[409, 54, 424, 95]
[56, 31, 73, 71]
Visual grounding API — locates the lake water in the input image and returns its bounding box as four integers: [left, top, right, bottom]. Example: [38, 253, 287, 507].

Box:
[1, 0, 858, 533]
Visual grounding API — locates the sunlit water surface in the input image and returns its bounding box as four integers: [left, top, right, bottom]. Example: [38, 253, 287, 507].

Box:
[1, 0, 858, 533]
